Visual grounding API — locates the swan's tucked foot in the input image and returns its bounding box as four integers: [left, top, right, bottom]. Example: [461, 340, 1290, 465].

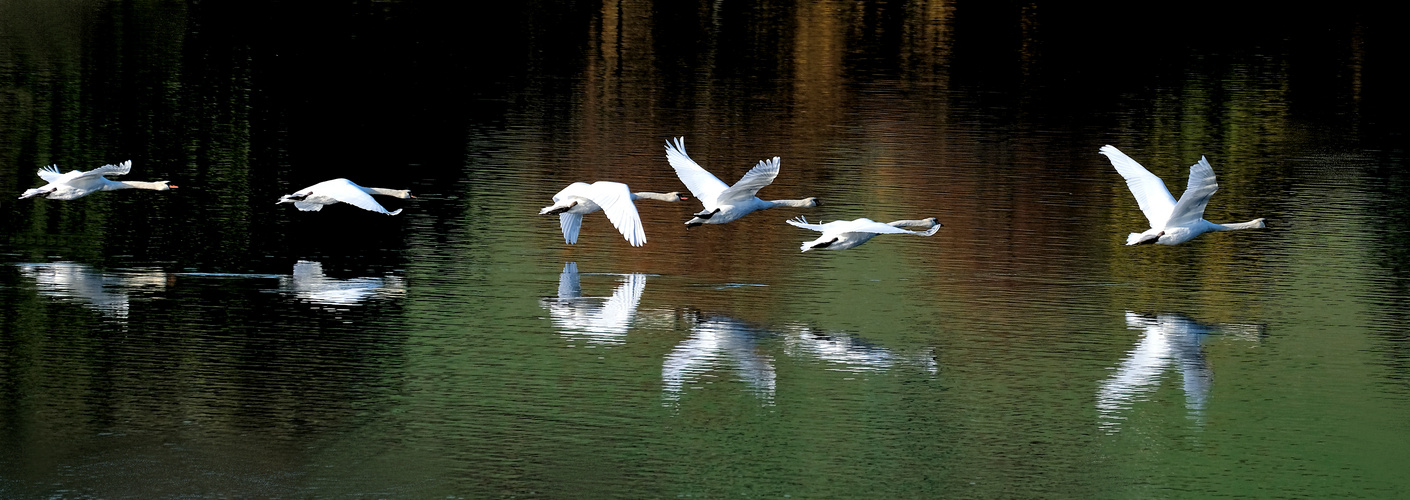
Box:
[1130, 231, 1163, 245]
[540, 202, 577, 216]
[807, 238, 839, 251]
[693, 208, 720, 220]
[685, 219, 705, 228]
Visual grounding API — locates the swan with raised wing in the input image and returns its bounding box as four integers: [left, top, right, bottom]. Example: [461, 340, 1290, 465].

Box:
[539, 181, 686, 247]
[18, 161, 176, 200]
[786, 216, 941, 251]
[277, 178, 414, 215]
[664, 136, 818, 227]
[1100, 145, 1264, 245]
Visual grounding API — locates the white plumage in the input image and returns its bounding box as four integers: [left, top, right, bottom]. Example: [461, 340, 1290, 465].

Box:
[539, 181, 685, 247]
[664, 137, 818, 227]
[277, 178, 414, 215]
[786, 216, 941, 252]
[18, 161, 176, 200]
[1100, 145, 1265, 245]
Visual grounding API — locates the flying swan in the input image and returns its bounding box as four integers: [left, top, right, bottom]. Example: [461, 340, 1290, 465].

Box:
[664, 136, 818, 227]
[18, 161, 176, 200]
[539, 181, 686, 247]
[786, 216, 942, 251]
[1100, 145, 1265, 245]
[277, 178, 414, 215]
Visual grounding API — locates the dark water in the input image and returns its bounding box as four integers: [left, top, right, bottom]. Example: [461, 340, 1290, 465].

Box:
[2, 1, 1408, 498]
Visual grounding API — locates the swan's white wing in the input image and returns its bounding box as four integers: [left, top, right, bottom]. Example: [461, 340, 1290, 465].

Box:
[1100, 146, 1176, 228]
[832, 218, 925, 235]
[559, 213, 584, 244]
[1165, 156, 1219, 229]
[785, 216, 827, 232]
[68, 160, 132, 181]
[552, 182, 593, 203]
[36, 165, 64, 183]
[665, 137, 729, 206]
[717, 157, 780, 204]
[317, 178, 396, 214]
[585, 181, 645, 247]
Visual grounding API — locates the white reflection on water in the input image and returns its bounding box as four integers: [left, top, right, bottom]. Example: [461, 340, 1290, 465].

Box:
[783, 326, 939, 375]
[1097, 311, 1262, 433]
[540, 262, 647, 346]
[663, 314, 777, 407]
[278, 260, 405, 306]
[15, 262, 168, 320]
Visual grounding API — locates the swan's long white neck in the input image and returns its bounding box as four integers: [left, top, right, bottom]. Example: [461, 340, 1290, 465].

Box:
[109, 180, 171, 191]
[765, 197, 819, 208]
[366, 187, 413, 198]
[1210, 218, 1266, 231]
[887, 218, 939, 229]
[631, 191, 682, 202]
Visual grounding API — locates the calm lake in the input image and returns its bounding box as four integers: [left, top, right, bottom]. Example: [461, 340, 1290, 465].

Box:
[2, 1, 1407, 498]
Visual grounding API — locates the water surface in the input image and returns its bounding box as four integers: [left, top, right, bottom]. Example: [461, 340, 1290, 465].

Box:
[2, 1, 1407, 498]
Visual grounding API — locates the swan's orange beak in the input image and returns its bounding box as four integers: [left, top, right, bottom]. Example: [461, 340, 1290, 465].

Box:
[168, 184, 179, 188]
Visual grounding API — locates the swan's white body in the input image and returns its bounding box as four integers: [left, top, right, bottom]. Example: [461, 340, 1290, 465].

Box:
[664, 137, 818, 227]
[277, 178, 413, 215]
[18, 161, 175, 200]
[539, 181, 684, 247]
[1100, 145, 1265, 245]
[786, 217, 941, 252]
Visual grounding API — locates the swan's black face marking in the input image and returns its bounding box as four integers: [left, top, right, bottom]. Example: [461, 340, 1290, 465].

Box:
[812, 238, 839, 249]
[693, 208, 720, 220]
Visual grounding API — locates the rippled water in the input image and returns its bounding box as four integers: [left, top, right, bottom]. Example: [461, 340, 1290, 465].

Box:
[2, 1, 1407, 498]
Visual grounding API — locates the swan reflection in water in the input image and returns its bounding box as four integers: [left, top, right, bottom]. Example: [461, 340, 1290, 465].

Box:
[540, 262, 648, 346]
[1097, 311, 1262, 433]
[663, 313, 777, 407]
[784, 326, 938, 375]
[15, 262, 169, 319]
[279, 260, 405, 306]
